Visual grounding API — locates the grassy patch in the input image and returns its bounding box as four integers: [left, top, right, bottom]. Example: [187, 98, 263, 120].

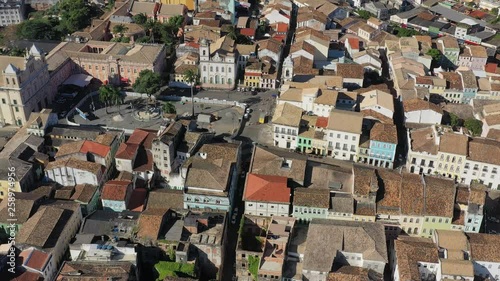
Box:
[155, 261, 196, 280]
[248, 255, 260, 281]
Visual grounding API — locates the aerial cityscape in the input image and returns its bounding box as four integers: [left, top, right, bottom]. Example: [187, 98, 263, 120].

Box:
[0, 0, 500, 280]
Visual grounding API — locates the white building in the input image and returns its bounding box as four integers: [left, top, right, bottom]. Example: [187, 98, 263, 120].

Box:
[359, 90, 394, 122]
[406, 126, 440, 175]
[272, 102, 302, 149]
[243, 173, 290, 217]
[199, 36, 237, 90]
[0, 0, 25, 26]
[324, 109, 363, 161]
[19, 248, 57, 281]
[152, 121, 184, 177]
[461, 138, 500, 190]
[391, 237, 439, 281]
[0, 45, 53, 126]
[45, 158, 105, 187]
[403, 98, 443, 125]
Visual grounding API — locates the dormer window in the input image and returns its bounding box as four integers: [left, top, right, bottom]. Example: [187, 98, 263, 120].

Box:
[281, 158, 292, 169]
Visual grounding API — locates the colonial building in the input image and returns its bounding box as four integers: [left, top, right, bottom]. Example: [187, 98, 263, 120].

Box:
[199, 36, 237, 90]
[0, 45, 52, 126]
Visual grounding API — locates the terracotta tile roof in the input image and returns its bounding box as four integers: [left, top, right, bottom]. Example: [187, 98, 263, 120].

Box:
[272, 102, 303, 127]
[354, 202, 376, 216]
[115, 143, 138, 159]
[314, 89, 338, 106]
[400, 173, 425, 216]
[146, 189, 184, 211]
[409, 126, 439, 154]
[485, 63, 498, 74]
[403, 98, 443, 114]
[347, 37, 359, 49]
[57, 261, 135, 280]
[258, 37, 282, 54]
[297, 7, 328, 24]
[293, 188, 329, 208]
[315, 116, 329, 128]
[21, 248, 51, 271]
[394, 237, 438, 281]
[244, 173, 290, 203]
[137, 208, 166, 240]
[101, 180, 131, 201]
[336, 63, 364, 79]
[415, 76, 433, 85]
[370, 123, 397, 144]
[440, 72, 463, 90]
[17, 206, 70, 248]
[0, 193, 43, 223]
[240, 28, 256, 36]
[250, 145, 307, 186]
[424, 176, 455, 218]
[327, 109, 363, 134]
[54, 186, 75, 200]
[71, 184, 98, 204]
[185, 143, 239, 191]
[467, 233, 500, 262]
[361, 109, 393, 124]
[455, 186, 470, 205]
[467, 137, 500, 166]
[46, 158, 104, 174]
[486, 128, 500, 141]
[439, 133, 469, 156]
[327, 266, 383, 281]
[290, 40, 315, 56]
[353, 165, 377, 197]
[273, 22, 289, 32]
[376, 170, 401, 214]
[293, 56, 317, 75]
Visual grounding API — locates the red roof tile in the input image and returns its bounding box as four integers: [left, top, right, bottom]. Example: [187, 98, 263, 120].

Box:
[127, 129, 150, 145]
[240, 28, 256, 36]
[485, 63, 498, 74]
[80, 140, 110, 158]
[115, 143, 138, 159]
[272, 34, 286, 41]
[21, 248, 50, 271]
[315, 116, 329, 128]
[101, 180, 131, 201]
[12, 271, 42, 281]
[469, 10, 487, 19]
[244, 173, 290, 203]
[274, 22, 289, 32]
[347, 37, 359, 49]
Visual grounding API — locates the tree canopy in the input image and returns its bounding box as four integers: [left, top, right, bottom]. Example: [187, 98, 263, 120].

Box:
[394, 26, 421, 37]
[162, 102, 176, 114]
[99, 85, 122, 113]
[426, 48, 441, 62]
[57, 0, 91, 34]
[133, 13, 148, 25]
[357, 10, 375, 20]
[133, 70, 161, 97]
[17, 18, 59, 40]
[464, 118, 483, 136]
[449, 112, 461, 127]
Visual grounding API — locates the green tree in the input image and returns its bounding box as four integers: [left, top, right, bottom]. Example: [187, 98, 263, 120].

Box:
[99, 85, 121, 114]
[162, 102, 176, 114]
[464, 118, 483, 136]
[57, 0, 90, 33]
[184, 68, 199, 119]
[491, 7, 498, 16]
[112, 24, 128, 38]
[133, 13, 148, 25]
[395, 26, 420, 37]
[167, 15, 184, 30]
[17, 18, 58, 40]
[426, 48, 442, 62]
[133, 69, 161, 99]
[225, 25, 238, 40]
[357, 10, 375, 20]
[449, 112, 461, 127]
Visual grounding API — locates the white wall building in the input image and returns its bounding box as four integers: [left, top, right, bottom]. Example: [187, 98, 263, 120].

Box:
[0, 0, 25, 26]
[45, 158, 105, 187]
[199, 36, 237, 90]
[324, 110, 363, 161]
[272, 102, 302, 149]
[403, 98, 443, 125]
[461, 138, 500, 190]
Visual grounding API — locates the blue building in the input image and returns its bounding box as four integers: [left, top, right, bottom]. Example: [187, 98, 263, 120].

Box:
[459, 70, 478, 104]
[358, 123, 398, 169]
[183, 143, 240, 212]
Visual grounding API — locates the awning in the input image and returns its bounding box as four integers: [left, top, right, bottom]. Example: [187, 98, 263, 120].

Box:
[62, 74, 93, 87]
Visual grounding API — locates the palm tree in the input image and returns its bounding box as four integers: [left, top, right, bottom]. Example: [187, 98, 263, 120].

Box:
[184, 68, 199, 119]
[113, 24, 128, 38]
[225, 25, 238, 40]
[99, 85, 121, 114]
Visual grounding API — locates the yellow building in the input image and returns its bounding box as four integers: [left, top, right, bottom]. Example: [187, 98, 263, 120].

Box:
[161, 0, 195, 10]
[244, 59, 262, 88]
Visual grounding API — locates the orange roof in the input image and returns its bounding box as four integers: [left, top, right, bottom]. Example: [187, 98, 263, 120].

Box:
[21, 248, 50, 271]
[485, 63, 498, 74]
[315, 116, 329, 128]
[245, 72, 261, 77]
[347, 37, 359, 49]
[127, 129, 150, 145]
[80, 140, 110, 158]
[272, 34, 286, 41]
[240, 28, 256, 36]
[274, 22, 289, 32]
[116, 143, 138, 159]
[101, 180, 131, 201]
[244, 173, 290, 203]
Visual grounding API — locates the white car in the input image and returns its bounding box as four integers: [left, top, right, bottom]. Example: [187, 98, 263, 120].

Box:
[244, 113, 250, 119]
[246, 108, 252, 113]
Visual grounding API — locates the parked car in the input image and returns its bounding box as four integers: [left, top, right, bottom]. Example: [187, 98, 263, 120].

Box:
[246, 108, 252, 113]
[231, 217, 237, 224]
[244, 113, 250, 119]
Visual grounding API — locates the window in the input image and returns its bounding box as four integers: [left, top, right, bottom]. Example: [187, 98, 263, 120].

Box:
[102, 66, 105, 70]
[111, 68, 115, 73]
[15, 107, 19, 112]
[1, 99, 4, 104]
[13, 99, 17, 105]
[229, 67, 231, 72]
